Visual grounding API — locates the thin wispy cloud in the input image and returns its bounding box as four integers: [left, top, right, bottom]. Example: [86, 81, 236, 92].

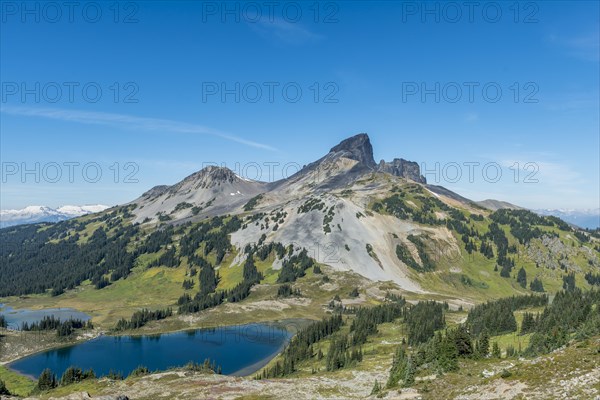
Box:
[446, 157, 590, 209]
[0, 106, 278, 151]
[249, 18, 322, 45]
[498, 157, 585, 187]
[447, 151, 596, 209]
[547, 31, 600, 62]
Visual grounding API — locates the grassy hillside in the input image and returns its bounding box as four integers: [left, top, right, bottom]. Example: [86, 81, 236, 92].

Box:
[1, 177, 599, 400]
[0, 365, 36, 397]
[0, 263, 188, 328]
[1, 182, 598, 330]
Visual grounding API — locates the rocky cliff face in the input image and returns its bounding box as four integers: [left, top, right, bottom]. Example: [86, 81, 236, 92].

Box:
[378, 158, 426, 184]
[328, 133, 377, 169]
[323, 133, 426, 184]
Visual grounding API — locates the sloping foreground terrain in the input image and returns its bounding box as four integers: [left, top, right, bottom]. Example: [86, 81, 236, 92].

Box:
[1, 134, 599, 399]
[4, 332, 599, 399]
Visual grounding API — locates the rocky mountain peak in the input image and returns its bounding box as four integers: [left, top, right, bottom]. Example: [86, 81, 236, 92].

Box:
[378, 158, 426, 184]
[184, 165, 239, 185]
[328, 133, 377, 168]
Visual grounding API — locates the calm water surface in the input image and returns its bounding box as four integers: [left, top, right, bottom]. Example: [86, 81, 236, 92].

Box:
[0, 304, 91, 330]
[9, 323, 292, 378]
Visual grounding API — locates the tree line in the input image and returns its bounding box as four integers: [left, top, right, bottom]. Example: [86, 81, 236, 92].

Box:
[35, 357, 223, 393]
[585, 272, 600, 286]
[0, 212, 241, 298]
[466, 294, 548, 336]
[258, 300, 406, 378]
[277, 284, 301, 298]
[257, 314, 344, 378]
[177, 254, 263, 314]
[527, 288, 600, 354]
[325, 302, 404, 371]
[405, 301, 446, 345]
[385, 289, 599, 390]
[386, 324, 497, 390]
[114, 308, 173, 331]
[277, 248, 315, 283]
[20, 315, 93, 337]
[0, 216, 138, 296]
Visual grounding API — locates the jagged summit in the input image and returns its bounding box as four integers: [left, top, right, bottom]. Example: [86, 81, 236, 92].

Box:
[326, 133, 426, 183]
[276, 133, 377, 191]
[378, 158, 426, 184]
[328, 133, 377, 169]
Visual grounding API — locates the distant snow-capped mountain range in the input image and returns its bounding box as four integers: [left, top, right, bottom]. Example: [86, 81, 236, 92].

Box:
[0, 205, 110, 228]
[2, 203, 598, 231]
[535, 208, 600, 230]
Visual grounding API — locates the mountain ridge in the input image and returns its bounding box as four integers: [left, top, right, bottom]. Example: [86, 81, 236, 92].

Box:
[130, 133, 432, 225]
[535, 208, 600, 229]
[1, 133, 598, 301]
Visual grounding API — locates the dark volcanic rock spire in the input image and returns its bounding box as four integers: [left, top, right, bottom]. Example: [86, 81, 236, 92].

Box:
[273, 132, 427, 191]
[328, 133, 377, 169]
[378, 158, 426, 184]
[326, 133, 426, 183]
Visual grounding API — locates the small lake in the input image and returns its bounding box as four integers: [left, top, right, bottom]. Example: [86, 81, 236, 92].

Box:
[8, 323, 293, 378]
[0, 304, 91, 330]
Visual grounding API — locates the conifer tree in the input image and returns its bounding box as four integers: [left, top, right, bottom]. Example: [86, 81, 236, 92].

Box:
[492, 342, 501, 358]
[520, 312, 537, 334]
[0, 379, 10, 395]
[60, 366, 84, 386]
[403, 356, 416, 387]
[386, 346, 407, 388]
[517, 267, 527, 288]
[530, 277, 545, 292]
[37, 368, 57, 391]
[562, 273, 576, 291]
[477, 331, 490, 358]
[370, 379, 381, 395]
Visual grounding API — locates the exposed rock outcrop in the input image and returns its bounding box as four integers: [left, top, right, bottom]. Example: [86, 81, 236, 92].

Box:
[378, 158, 426, 183]
[328, 133, 377, 169]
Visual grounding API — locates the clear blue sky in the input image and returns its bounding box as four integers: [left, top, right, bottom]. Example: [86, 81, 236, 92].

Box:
[1, 1, 598, 210]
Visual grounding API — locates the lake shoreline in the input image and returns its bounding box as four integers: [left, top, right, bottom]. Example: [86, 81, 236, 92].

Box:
[3, 318, 310, 380]
[228, 318, 314, 376]
[103, 317, 314, 338]
[229, 338, 288, 377]
[0, 330, 102, 366]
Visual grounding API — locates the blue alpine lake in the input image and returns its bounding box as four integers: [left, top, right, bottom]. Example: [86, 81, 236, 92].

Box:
[0, 304, 91, 330]
[8, 323, 293, 378]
